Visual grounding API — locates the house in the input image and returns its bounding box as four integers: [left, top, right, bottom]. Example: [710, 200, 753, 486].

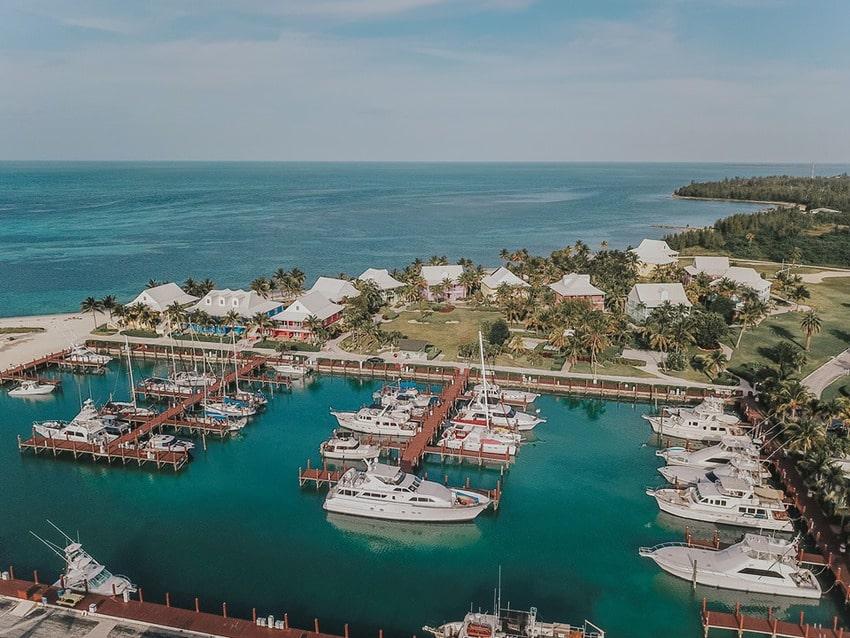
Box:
[630, 239, 679, 276]
[270, 291, 344, 342]
[308, 277, 359, 304]
[189, 289, 282, 333]
[626, 283, 692, 321]
[712, 266, 772, 302]
[684, 256, 731, 280]
[481, 267, 530, 299]
[548, 273, 606, 310]
[420, 265, 466, 302]
[128, 283, 198, 313]
[394, 338, 431, 362]
[357, 268, 406, 303]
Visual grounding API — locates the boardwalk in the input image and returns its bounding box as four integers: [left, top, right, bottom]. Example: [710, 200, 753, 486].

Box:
[703, 602, 846, 638]
[0, 348, 70, 382]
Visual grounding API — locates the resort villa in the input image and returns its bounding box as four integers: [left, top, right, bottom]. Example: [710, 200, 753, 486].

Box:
[548, 273, 606, 310]
[188, 289, 282, 333]
[307, 277, 359, 304]
[630, 239, 679, 276]
[270, 291, 344, 341]
[358, 268, 406, 304]
[685, 257, 772, 302]
[626, 283, 692, 321]
[128, 282, 198, 313]
[420, 265, 467, 302]
[481, 267, 530, 299]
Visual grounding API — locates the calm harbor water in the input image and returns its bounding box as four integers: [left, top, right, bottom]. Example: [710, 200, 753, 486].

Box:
[0, 362, 842, 637]
[3, 161, 849, 318]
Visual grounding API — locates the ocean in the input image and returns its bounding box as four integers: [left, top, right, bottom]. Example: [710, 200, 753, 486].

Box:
[3, 161, 847, 318]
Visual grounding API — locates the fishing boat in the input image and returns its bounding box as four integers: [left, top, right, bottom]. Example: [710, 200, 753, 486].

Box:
[471, 383, 539, 406]
[437, 425, 517, 457]
[147, 433, 194, 453]
[324, 462, 490, 522]
[272, 362, 309, 378]
[331, 406, 418, 437]
[8, 379, 56, 396]
[33, 399, 116, 445]
[320, 430, 381, 461]
[647, 476, 792, 531]
[643, 397, 744, 442]
[658, 455, 768, 487]
[64, 344, 112, 366]
[639, 534, 821, 598]
[32, 521, 136, 596]
[657, 435, 759, 467]
[373, 381, 432, 409]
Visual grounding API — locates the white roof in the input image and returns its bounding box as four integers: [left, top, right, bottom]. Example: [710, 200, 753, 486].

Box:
[190, 289, 281, 318]
[714, 266, 772, 292]
[421, 264, 464, 286]
[548, 273, 605, 298]
[308, 277, 359, 303]
[357, 268, 405, 291]
[630, 239, 679, 265]
[628, 283, 692, 308]
[272, 291, 344, 323]
[684, 256, 731, 277]
[129, 283, 198, 312]
[481, 267, 529, 290]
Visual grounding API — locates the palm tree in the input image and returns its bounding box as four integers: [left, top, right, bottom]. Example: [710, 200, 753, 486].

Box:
[353, 279, 384, 314]
[224, 309, 242, 334]
[80, 297, 103, 330]
[800, 310, 822, 352]
[183, 277, 199, 296]
[581, 316, 610, 379]
[100, 295, 118, 322]
[788, 284, 810, 310]
[164, 301, 188, 337]
[303, 315, 328, 347]
[403, 276, 427, 316]
[250, 277, 273, 298]
[146, 279, 163, 289]
[506, 335, 526, 358]
[458, 268, 483, 297]
[699, 349, 728, 380]
[785, 419, 826, 456]
[735, 299, 769, 348]
[773, 381, 814, 423]
[499, 249, 511, 265]
[200, 279, 216, 295]
[249, 312, 273, 339]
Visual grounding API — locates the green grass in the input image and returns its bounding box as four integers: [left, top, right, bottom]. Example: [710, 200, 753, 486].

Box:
[120, 329, 160, 338]
[822, 377, 850, 401]
[569, 361, 657, 378]
[0, 326, 46, 334]
[728, 276, 850, 377]
[381, 307, 504, 360]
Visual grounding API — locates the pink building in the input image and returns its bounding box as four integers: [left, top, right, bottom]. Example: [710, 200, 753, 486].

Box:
[548, 273, 606, 310]
[270, 291, 344, 341]
[420, 265, 467, 302]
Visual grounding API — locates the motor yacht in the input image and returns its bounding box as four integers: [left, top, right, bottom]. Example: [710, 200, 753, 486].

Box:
[8, 379, 56, 396]
[373, 381, 432, 409]
[425, 606, 604, 638]
[643, 397, 745, 442]
[331, 406, 418, 437]
[452, 400, 543, 433]
[658, 455, 768, 488]
[147, 433, 194, 453]
[472, 383, 539, 406]
[170, 369, 216, 388]
[437, 425, 517, 457]
[272, 362, 309, 378]
[32, 399, 116, 445]
[65, 344, 112, 366]
[657, 435, 760, 467]
[639, 533, 820, 598]
[324, 462, 490, 522]
[647, 476, 792, 531]
[320, 430, 381, 461]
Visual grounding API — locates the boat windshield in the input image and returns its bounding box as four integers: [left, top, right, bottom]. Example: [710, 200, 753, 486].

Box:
[88, 568, 113, 589]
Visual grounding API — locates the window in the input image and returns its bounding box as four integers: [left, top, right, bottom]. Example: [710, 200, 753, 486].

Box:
[738, 568, 783, 579]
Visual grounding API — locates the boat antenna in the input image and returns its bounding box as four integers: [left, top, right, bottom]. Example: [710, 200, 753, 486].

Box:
[46, 519, 76, 545]
[478, 331, 490, 432]
[29, 531, 67, 561]
[497, 565, 502, 613]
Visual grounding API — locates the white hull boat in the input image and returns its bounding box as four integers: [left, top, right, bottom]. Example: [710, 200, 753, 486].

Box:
[65, 344, 112, 366]
[438, 426, 517, 456]
[9, 380, 56, 396]
[170, 370, 216, 388]
[658, 435, 759, 467]
[472, 383, 539, 406]
[644, 397, 744, 442]
[147, 434, 194, 453]
[425, 607, 604, 638]
[320, 430, 381, 461]
[452, 401, 543, 433]
[332, 407, 417, 438]
[272, 363, 309, 378]
[659, 455, 768, 487]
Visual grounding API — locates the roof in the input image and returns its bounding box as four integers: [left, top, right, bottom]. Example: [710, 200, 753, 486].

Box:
[630, 239, 679, 265]
[684, 256, 731, 277]
[714, 266, 772, 292]
[308, 277, 359, 303]
[481, 267, 529, 290]
[397, 338, 430, 352]
[420, 264, 464, 286]
[628, 283, 692, 308]
[357, 268, 405, 291]
[548, 273, 605, 298]
[190, 289, 281, 318]
[129, 283, 198, 311]
[272, 291, 344, 323]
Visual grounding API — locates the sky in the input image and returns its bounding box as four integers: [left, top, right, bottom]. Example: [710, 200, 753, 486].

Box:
[1, 0, 848, 162]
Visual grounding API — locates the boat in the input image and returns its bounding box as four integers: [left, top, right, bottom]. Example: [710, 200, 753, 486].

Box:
[170, 369, 216, 388]
[373, 381, 432, 409]
[64, 344, 112, 366]
[323, 462, 491, 522]
[139, 377, 190, 395]
[658, 455, 768, 487]
[272, 362, 309, 378]
[8, 379, 56, 396]
[643, 397, 745, 442]
[331, 406, 418, 438]
[202, 396, 256, 417]
[657, 435, 759, 467]
[147, 433, 194, 452]
[425, 602, 604, 638]
[320, 430, 381, 461]
[33, 399, 116, 445]
[101, 400, 156, 419]
[32, 521, 136, 596]
[647, 476, 792, 531]
[437, 425, 517, 457]
[639, 533, 821, 598]
[452, 400, 542, 433]
[472, 383, 539, 406]
[233, 387, 268, 407]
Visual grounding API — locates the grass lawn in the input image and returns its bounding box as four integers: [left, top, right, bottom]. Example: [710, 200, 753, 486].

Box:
[569, 361, 657, 378]
[493, 353, 551, 370]
[822, 377, 850, 401]
[0, 326, 45, 334]
[728, 276, 850, 377]
[381, 307, 503, 360]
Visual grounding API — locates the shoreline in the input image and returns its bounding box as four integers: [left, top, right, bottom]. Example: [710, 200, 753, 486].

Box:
[671, 193, 802, 208]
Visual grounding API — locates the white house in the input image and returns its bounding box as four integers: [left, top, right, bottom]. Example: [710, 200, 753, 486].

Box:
[548, 273, 606, 310]
[128, 283, 198, 313]
[630, 239, 679, 276]
[481, 267, 529, 299]
[271, 291, 344, 341]
[308, 277, 360, 303]
[420, 265, 466, 302]
[684, 256, 731, 279]
[190, 289, 282, 319]
[626, 283, 692, 321]
[357, 268, 406, 303]
[712, 266, 772, 302]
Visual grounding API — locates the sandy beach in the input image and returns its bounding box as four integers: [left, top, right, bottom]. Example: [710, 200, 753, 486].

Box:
[0, 312, 96, 371]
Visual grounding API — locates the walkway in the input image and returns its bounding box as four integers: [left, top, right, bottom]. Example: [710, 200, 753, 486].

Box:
[801, 348, 850, 397]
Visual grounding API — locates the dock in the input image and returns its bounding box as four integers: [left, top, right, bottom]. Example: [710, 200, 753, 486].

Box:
[702, 601, 846, 638]
[0, 348, 71, 384]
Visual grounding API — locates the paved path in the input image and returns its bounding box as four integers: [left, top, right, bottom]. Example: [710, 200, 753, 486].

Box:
[802, 348, 850, 397]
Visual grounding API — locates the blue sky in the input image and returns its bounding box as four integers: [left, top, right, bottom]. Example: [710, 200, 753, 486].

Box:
[1, 0, 848, 161]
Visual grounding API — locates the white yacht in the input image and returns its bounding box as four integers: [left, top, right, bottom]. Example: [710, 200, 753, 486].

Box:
[425, 607, 604, 638]
[437, 425, 517, 457]
[147, 433, 194, 453]
[639, 534, 820, 599]
[33, 399, 116, 445]
[272, 362, 309, 378]
[65, 344, 112, 366]
[658, 455, 768, 488]
[101, 400, 156, 419]
[9, 379, 56, 396]
[140, 377, 191, 395]
[374, 381, 432, 409]
[324, 463, 490, 522]
[320, 430, 381, 461]
[32, 522, 136, 596]
[643, 397, 744, 442]
[233, 387, 268, 407]
[472, 383, 539, 406]
[170, 369, 216, 388]
[331, 406, 418, 438]
[647, 476, 792, 532]
[202, 396, 257, 417]
[657, 435, 759, 467]
[452, 400, 543, 433]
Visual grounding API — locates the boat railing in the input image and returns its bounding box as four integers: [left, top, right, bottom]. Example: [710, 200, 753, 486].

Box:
[637, 541, 691, 556]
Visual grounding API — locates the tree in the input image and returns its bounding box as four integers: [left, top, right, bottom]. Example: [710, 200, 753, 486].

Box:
[691, 311, 729, 349]
[785, 419, 826, 456]
[698, 349, 728, 380]
[487, 319, 511, 347]
[224, 310, 242, 333]
[735, 299, 769, 348]
[304, 315, 329, 347]
[506, 335, 526, 358]
[800, 310, 822, 352]
[353, 279, 384, 314]
[80, 297, 103, 330]
[788, 284, 810, 310]
[100, 295, 118, 322]
[164, 301, 188, 337]
[250, 277, 273, 298]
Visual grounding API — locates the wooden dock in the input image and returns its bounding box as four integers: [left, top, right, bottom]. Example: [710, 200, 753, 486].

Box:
[702, 601, 846, 638]
[0, 348, 71, 384]
[17, 434, 189, 471]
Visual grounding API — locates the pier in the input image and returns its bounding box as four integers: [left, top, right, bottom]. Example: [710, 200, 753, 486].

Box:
[702, 601, 846, 638]
[0, 348, 71, 384]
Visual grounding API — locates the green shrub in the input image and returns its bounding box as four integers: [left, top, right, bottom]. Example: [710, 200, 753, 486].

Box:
[665, 351, 686, 371]
[382, 310, 399, 320]
[120, 329, 159, 338]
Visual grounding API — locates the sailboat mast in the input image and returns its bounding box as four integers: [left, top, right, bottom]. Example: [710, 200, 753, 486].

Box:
[124, 337, 137, 409]
[478, 331, 490, 430]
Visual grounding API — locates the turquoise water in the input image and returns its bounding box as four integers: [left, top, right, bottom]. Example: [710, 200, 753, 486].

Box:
[4, 161, 850, 318]
[0, 363, 842, 636]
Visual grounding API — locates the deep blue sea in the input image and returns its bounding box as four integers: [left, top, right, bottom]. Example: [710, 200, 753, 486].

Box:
[3, 161, 848, 318]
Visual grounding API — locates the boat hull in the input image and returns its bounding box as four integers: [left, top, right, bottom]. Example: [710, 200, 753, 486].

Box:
[322, 498, 487, 522]
[651, 493, 793, 532]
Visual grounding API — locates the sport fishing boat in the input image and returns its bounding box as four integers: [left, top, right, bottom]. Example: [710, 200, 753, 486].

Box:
[64, 344, 112, 366]
[373, 381, 432, 409]
[643, 397, 744, 442]
[272, 362, 309, 378]
[320, 430, 381, 461]
[425, 606, 604, 638]
[32, 521, 136, 596]
[8, 379, 56, 396]
[647, 476, 792, 531]
[146, 433, 195, 453]
[639, 533, 821, 598]
[452, 400, 543, 433]
[331, 406, 418, 438]
[33, 399, 116, 445]
[657, 435, 759, 467]
[658, 455, 769, 487]
[324, 462, 491, 522]
[472, 383, 539, 406]
[437, 425, 517, 457]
